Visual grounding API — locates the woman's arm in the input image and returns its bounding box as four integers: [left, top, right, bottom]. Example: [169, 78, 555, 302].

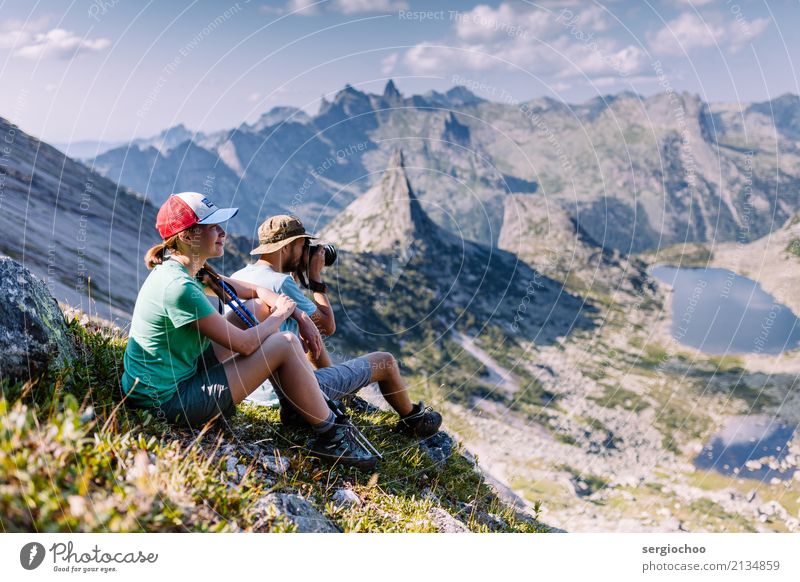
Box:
[192, 295, 296, 356]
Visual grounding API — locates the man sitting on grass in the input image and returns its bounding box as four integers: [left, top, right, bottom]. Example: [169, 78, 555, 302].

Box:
[229, 215, 442, 438]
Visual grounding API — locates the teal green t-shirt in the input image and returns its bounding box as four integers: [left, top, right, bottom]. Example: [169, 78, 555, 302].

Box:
[121, 260, 216, 407]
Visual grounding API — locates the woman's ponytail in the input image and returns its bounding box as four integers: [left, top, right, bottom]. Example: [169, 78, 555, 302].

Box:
[144, 235, 179, 269]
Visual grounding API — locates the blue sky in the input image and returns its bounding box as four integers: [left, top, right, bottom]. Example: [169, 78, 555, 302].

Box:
[0, 0, 797, 143]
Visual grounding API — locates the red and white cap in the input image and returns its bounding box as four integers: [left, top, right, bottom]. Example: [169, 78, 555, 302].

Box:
[156, 192, 239, 239]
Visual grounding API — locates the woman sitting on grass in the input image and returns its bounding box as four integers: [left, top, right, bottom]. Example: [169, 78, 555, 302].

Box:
[120, 192, 377, 469]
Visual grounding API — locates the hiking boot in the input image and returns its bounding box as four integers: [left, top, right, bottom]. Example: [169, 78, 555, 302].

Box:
[308, 419, 379, 471]
[280, 404, 311, 429]
[396, 401, 442, 438]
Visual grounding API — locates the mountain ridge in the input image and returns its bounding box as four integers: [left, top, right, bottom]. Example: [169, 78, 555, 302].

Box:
[88, 81, 800, 254]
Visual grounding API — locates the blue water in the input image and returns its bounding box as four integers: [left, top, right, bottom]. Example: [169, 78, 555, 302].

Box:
[694, 415, 796, 481]
[651, 266, 800, 355]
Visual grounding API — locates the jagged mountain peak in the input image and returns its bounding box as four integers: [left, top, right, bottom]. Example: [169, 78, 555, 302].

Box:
[383, 79, 402, 102]
[444, 85, 483, 106]
[131, 123, 198, 154]
[317, 83, 376, 122]
[249, 106, 310, 132]
[320, 148, 441, 257]
[416, 86, 484, 108]
[337, 83, 369, 101]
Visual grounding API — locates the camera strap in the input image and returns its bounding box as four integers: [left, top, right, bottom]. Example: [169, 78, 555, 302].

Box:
[295, 239, 310, 289]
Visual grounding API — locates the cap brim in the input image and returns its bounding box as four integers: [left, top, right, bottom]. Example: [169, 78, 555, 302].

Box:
[198, 207, 238, 225]
[249, 233, 316, 255]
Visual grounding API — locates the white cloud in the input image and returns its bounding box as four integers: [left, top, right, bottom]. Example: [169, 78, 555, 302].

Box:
[454, 3, 549, 41]
[671, 0, 716, 6]
[0, 29, 30, 49]
[404, 42, 497, 74]
[269, 0, 407, 17]
[332, 0, 408, 14]
[0, 26, 110, 60]
[649, 11, 770, 56]
[403, 3, 648, 81]
[381, 52, 399, 75]
[284, 0, 321, 16]
[726, 15, 770, 50]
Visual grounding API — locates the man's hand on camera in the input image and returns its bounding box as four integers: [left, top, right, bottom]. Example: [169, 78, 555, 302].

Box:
[297, 312, 322, 360]
[309, 245, 326, 280]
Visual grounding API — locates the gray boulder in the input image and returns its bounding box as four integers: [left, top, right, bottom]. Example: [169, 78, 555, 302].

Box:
[428, 507, 469, 532]
[0, 257, 75, 382]
[419, 431, 454, 465]
[252, 493, 339, 533]
[332, 488, 361, 509]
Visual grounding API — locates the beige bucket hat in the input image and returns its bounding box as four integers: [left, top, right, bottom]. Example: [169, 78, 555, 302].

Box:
[250, 215, 317, 255]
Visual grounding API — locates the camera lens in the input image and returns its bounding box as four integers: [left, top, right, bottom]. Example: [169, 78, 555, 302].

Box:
[309, 243, 337, 266]
[323, 244, 337, 266]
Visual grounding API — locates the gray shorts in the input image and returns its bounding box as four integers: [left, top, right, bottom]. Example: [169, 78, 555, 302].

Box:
[272, 357, 373, 405]
[153, 345, 236, 428]
[313, 357, 374, 400]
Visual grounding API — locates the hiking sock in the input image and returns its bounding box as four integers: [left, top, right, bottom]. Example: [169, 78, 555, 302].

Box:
[312, 410, 336, 434]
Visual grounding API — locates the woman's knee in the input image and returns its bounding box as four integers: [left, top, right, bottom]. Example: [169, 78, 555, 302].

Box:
[258, 331, 287, 354]
[281, 331, 302, 347]
[261, 331, 300, 354]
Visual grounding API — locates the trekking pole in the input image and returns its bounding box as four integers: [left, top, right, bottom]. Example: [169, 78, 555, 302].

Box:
[325, 397, 383, 459]
[198, 264, 382, 460]
[198, 264, 258, 327]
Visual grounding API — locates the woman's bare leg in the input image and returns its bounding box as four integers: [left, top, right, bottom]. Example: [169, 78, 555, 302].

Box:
[223, 332, 330, 424]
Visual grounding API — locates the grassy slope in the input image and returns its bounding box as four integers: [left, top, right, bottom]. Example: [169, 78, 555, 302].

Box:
[0, 315, 549, 533]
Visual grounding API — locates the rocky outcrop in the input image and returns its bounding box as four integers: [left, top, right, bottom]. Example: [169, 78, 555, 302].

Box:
[320, 149, 442, 258]
[0, 257, 75, 382]
[498, 194, 656, 297]
[252, 493, 340, 533]
[319, 151, 596, 346]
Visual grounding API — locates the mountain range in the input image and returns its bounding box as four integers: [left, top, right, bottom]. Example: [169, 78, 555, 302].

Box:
[87, 81, 800, 253]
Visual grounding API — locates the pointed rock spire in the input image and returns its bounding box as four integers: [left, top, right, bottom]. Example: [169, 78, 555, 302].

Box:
[383, 79, 402, 104]
[320, 149, 440, 256]
[387, 147, 405, 170]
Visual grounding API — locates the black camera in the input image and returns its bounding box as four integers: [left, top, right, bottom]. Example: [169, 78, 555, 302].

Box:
[308, 242, 338, 266]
